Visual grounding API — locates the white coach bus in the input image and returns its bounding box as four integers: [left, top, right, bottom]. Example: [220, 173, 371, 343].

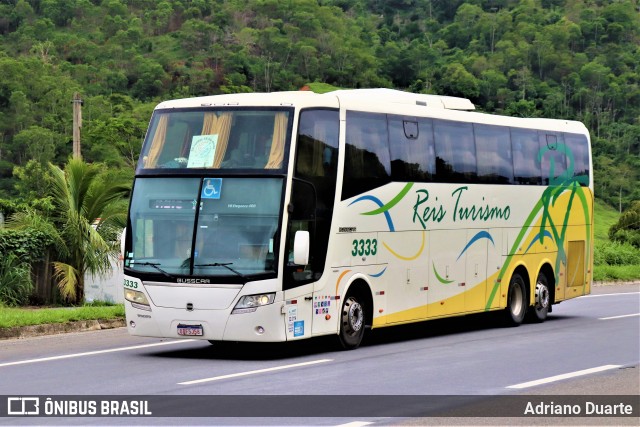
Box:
[122, 88, 593, 349]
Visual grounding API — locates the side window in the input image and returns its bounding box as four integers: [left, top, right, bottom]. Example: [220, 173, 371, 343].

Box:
[539, 132, 567, 185]
[388, 116, 435, 182]
[512, 128, 542, 185]
[295, 110, 339, 179]
[564, 133, 590, 186]
[433, 119, 476, 183]
[342, 111, 391, 200]
[474, 124, 514, 184]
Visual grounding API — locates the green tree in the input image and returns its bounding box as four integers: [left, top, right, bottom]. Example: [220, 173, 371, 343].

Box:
[438, 62, 479, 99]
[13, 159, 54, 200]
[9, 90, 33, 134]
[11, 126, 58, 165]
[41, 0, 77, 27]
[9, 158, 130, 303]
[144, 1, 173, 35]
[609, 201, 640, 249]
[479, 69, 508, 108]
[84, 116, 146, 167]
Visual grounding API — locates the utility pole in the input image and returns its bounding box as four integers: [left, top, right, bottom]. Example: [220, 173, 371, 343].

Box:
[72, 92, 83, 159]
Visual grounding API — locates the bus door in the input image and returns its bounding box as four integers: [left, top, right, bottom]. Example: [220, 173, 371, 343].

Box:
[283, 179, 316, 340]
[284, 108, 340, 339]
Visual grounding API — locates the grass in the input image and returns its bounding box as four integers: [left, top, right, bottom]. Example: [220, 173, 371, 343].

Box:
[593, 264, 640, 282]
[0, 304, 124, 329]
[594, 200, 620, 243]
[593, 199, 640, 282]
[306, 82, 341, 93]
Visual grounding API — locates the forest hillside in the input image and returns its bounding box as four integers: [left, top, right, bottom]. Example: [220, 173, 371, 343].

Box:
[0, 0, 638, 209]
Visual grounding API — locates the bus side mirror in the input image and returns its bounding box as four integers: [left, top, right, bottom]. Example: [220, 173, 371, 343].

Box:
[120, 228, 126, 257]
[293, 230, 310, 265]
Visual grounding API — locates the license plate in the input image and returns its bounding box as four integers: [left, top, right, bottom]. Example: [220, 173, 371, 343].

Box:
[177, 324, 203, 336]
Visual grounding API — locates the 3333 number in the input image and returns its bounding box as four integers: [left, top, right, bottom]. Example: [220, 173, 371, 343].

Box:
[351, 238, 377, 256]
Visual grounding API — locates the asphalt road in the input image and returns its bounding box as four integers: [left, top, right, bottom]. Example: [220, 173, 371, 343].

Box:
[0, 283, 638, 426]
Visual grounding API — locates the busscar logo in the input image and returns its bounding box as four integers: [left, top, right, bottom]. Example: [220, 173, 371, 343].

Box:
[177, 278, 211, 284]
[8, 397, 40, 415]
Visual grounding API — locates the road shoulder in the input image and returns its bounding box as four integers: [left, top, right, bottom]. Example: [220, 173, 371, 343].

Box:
[0, 318, 125, 340]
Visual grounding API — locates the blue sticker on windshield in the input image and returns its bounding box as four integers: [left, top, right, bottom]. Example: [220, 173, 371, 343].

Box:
[201, 178, 222, 199]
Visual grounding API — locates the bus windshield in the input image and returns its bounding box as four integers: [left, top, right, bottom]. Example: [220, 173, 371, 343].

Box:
[138, 109, 291, 171]
[125, 177, 283, 279]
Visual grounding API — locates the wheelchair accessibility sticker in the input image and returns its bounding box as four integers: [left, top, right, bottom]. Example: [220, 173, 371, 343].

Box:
[202, 178, 222, 199]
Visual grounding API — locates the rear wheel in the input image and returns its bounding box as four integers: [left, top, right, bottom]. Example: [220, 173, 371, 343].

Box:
[338, 294, 366, 350]
[527, 272, 550, 322]
[504, 273, 527, 326]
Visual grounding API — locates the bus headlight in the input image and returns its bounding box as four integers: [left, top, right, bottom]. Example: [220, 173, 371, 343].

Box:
[232, 293, 275, 314]
[124, 289, 152, 311]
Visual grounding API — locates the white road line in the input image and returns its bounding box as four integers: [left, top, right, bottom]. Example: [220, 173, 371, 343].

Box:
[581, 292, 640, 298]
[599, 313, 640, 320]
[179, 359, 333, 385]
[334, 422, 373, 427]
[506, 365, 621, 389]
[0, 340, 195, 368]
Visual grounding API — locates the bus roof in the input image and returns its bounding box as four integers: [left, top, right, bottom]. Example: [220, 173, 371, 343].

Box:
[331, 88, 475, 110]
[154, 89, 588, 135]
[154, 89, 474, 111]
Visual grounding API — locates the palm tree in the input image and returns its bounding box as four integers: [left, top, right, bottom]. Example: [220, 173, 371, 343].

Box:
[10, 158, 130, 304]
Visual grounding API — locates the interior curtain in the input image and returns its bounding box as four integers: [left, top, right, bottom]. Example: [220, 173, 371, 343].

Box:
[347, 130, 364, 175]
[201, 112, 218, 135]
[211, 113, 232, 168]
[311, 125, 325, 177]
[265, 112, 287, 169]
[144, 114, 168, 168]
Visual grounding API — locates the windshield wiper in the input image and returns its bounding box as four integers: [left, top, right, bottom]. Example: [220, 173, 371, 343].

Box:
[133, 262, 176, 279]
[194, 262, 247, 279]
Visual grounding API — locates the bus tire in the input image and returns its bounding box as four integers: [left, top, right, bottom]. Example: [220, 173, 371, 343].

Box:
[527, 272, 550, 322]
[504, 272, 527, 326]
[208, 340, 228, 350]
[338, 294, 366, 350]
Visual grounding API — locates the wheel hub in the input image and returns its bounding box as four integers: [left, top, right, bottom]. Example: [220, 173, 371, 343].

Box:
[535, 282, 549, 309]
[347, 301, 363, 333]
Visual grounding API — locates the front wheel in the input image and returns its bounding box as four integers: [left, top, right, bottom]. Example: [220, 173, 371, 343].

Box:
[504, 273, 527, 326]
[338, 294, 366, 350]
[527, 272, 550, 322]
[208, 340, 231, 350]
